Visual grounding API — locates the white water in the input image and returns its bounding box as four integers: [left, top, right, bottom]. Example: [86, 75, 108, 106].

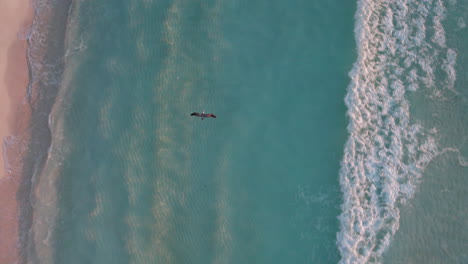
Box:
[337, 0, 456, 263]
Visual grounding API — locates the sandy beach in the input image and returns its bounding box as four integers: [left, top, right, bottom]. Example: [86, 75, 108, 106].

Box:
[0, 0, 34, 263]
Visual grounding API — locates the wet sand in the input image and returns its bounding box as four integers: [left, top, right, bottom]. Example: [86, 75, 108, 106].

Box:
[0, 0, 34, 263]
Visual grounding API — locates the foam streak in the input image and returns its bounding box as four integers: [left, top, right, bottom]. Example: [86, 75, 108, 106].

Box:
[337, 0, 454, 262]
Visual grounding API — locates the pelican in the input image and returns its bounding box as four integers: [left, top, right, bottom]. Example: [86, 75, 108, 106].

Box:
[190, 111, 216, 120]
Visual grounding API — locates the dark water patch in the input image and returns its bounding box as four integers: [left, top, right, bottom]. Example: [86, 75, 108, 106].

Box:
[219, 1, 356, 262]
[18, 0, 72, 263]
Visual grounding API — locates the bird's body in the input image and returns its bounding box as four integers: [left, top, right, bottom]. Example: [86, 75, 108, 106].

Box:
[190, 112, 216, 120]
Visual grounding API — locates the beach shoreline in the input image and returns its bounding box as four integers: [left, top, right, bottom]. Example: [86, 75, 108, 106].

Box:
[0, 0, 34, 263]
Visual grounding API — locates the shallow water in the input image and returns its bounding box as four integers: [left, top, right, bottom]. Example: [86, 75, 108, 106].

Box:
[29, 0, 355, 263]
[23, 0, 468, 263]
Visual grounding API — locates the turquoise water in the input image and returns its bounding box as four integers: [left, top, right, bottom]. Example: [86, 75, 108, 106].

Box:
[23, 0, 468, 263]
[30, 0, 355, 263]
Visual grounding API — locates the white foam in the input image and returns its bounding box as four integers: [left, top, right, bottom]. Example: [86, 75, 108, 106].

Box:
[431, 0, 447, 48]
[442, 48, 457, 92]
[439, 147, 468, 167]
[338, 0, 455, 263]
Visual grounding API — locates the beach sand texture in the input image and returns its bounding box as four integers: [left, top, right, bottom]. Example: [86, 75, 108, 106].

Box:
[0, 0, 33, 263]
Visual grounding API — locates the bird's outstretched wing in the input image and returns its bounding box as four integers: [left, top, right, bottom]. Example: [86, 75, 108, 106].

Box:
[191, 112, 202, 117]
[206, 114, 216, 118]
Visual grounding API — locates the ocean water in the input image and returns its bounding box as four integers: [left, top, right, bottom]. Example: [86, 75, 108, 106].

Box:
[337, 0, 468, 263]
[21, 0, 467, 263]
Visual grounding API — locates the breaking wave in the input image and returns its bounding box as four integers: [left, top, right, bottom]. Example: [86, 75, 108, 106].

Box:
[337, 0, 456, 263]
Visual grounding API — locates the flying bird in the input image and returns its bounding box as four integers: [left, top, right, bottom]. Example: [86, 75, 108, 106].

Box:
[190, 111, 216, 120]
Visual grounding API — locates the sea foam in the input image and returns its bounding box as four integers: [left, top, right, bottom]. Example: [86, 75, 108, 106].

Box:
[337, 0, 455, 263]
